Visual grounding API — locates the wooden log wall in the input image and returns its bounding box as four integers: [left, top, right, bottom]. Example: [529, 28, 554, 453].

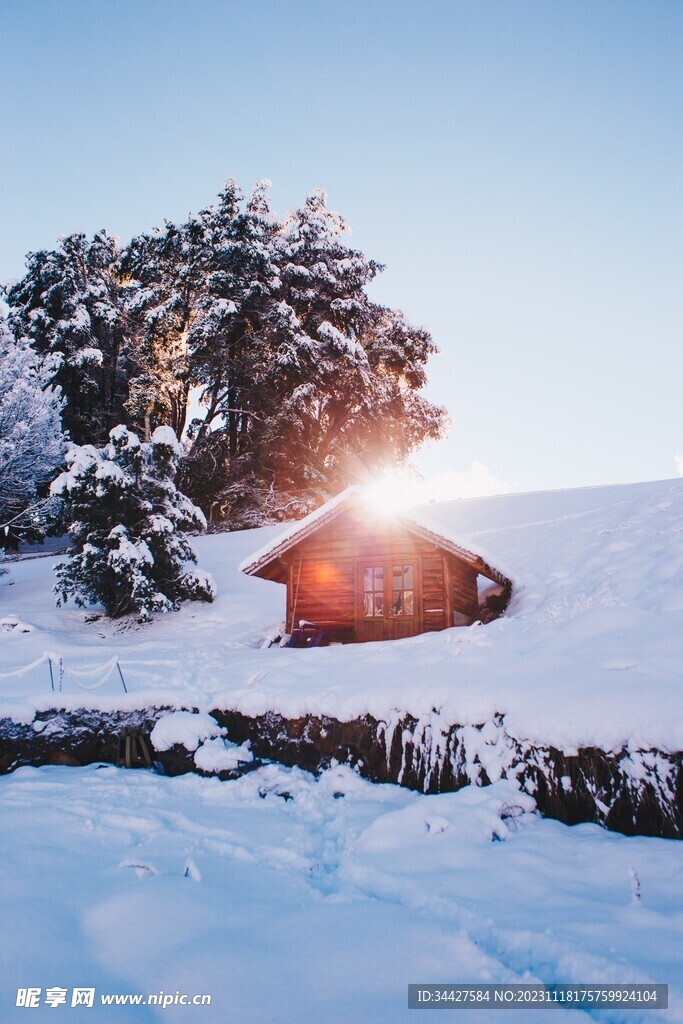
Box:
[449, 556, 479, 622]
[282, 510, 481, 638]
[287, 556, 355, 630]
[422, 554, 446, 632]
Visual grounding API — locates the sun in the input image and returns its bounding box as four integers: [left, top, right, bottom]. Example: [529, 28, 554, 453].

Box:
[364, 469, 423, 514]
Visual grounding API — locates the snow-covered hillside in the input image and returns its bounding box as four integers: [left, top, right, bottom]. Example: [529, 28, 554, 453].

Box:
[2, 477, 683, 754]
[2, 479, 683, 1023]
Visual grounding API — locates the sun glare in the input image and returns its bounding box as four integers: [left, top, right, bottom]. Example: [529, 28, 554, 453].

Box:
[365, 470, 422, 514]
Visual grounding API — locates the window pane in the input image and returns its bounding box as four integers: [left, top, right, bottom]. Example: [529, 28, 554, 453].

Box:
[404, 590, 414, 615]
[392, 565, 403, 586]
[365, 566, 383, 587]
[363, 593, 374, 617]
[375, 595, 384, 616]
[404, 565, 413, 588]
[392, 590, 403, 614]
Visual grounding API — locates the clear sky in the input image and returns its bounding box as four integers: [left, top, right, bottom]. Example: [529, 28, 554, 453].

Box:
[2, 0, 682, 497]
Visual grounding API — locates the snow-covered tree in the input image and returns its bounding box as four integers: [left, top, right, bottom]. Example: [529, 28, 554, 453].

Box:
[5, 179, 448, 529]
[6, 232, 130, 444]
[52, 425, 215, 618]
[207, 187, 447, 525]
[178, 179, 284, 515]
[280, 189, 445, 455]
[120, 211, 211, 441]
[0, 319, 65, 542]
[177, 184, 447, 525]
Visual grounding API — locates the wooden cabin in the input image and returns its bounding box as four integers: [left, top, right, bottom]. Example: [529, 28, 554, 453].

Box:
[240, 487, 511, 644]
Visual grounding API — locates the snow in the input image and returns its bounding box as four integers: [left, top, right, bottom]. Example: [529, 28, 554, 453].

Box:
[107, 529, 153, 570]
[51, 446, 125, 497]
[3, 476, 683, 1020]
[108, 423, 141, 449]
[71, 346, 103, 366]
[150, 711, 225, 752]
[150, 425, 184, 455]
[210, 297, 237, 316]
[0, 763, 681, 1022]
[317, 319, 364, 358]
[402, 502, 516, 582]
[2, 477, 683, 756]
[193, 736, 253, 772]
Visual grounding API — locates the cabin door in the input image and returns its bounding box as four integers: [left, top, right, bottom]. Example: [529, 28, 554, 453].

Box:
[358, 559, 419, 642]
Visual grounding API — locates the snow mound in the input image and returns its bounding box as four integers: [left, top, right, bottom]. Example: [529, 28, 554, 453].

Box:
[150, 711, 225, 752]
[0, 616, 34, 634]
[193, 737, 253, 772]
[354, 782, 537, 857]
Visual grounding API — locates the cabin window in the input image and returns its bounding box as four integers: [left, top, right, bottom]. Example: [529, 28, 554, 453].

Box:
[363, 565, 384, 617]
[391, 564, 414, 616]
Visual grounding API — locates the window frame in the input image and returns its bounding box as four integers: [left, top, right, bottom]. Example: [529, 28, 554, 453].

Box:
[362, 564, 385, 619]
[390, 562, 415, 617]
[359, 558, 418, 621]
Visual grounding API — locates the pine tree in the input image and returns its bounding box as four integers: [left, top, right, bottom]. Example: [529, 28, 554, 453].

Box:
[6, 232, 130, 444]
[120, 211, 211, 441]
[5, 179, 448, 529]
[182, 185, 447, 526]
[52, 425, 215, 618]
[213, 188, 447, 524]
[179, 179, 283, 514]
[0, 319, 65, 544]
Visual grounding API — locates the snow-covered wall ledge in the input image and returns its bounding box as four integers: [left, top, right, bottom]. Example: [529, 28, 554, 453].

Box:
[210, 707, 683, 840]
[0, 704, 681, 837]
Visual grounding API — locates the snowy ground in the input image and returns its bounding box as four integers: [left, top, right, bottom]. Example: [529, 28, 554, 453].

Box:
[2, 479, 683, 1021]
[1, 762, 681, 1023]
[2, 478, 683, 754]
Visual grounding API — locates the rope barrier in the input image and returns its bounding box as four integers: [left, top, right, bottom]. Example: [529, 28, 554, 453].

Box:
[0, 652, 51, 679]
[61, 661, 118, 691]
[0, 653, 128, 692]
[62, 656, 119, 680]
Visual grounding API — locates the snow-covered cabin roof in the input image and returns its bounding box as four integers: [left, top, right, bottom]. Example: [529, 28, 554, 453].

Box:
[239, 486, 511, 587]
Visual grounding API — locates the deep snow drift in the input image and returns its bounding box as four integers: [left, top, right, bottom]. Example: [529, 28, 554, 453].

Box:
[2, 477, 683, 755]
[1, 763, 681, 1023]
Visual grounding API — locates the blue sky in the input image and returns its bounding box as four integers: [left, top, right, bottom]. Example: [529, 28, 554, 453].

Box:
[2, 0, 682, 496]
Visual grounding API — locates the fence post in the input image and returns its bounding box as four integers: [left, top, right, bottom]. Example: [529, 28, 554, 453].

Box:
[116, 662, 128, 694]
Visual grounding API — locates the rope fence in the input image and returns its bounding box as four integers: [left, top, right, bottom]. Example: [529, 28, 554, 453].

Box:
[0, 653, 128, 693]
